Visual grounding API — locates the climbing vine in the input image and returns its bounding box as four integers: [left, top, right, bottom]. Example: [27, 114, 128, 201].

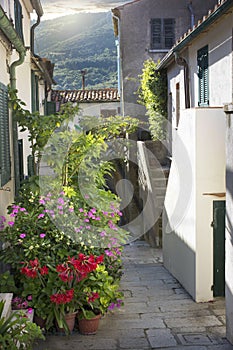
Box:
[138, 59, 167, 140]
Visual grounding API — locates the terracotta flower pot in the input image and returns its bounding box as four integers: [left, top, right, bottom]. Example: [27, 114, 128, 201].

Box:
[78, 314, 101, 335]
[56, 312, 77, 333]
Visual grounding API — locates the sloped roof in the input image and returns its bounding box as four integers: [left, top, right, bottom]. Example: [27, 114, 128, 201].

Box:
[51, 88, 120, 104]
[158, 0, 233, 69]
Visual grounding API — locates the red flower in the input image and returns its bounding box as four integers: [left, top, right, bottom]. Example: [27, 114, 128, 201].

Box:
[50, 289, 74, 305]
[29, 259, 39, 268]
[88, 292, 99, 303]
[21, 267, 37, 278]
[39, 266, 49, 275]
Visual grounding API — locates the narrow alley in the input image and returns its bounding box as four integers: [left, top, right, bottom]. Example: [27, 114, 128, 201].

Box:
[34, 241, 233, 350]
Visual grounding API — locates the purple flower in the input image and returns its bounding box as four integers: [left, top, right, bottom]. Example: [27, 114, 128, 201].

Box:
[57, 205, 63, 210]
[20, 208, 26, 212]
[8, 221, 14, 227]
[38, 213, 45, 219]
[39, 199, 45, 205]
[108, 303, 115, 311]
[79, 208, 84, 213]
[27, 308, 33, 314]
[84, 218, 90, 223]
[20, 233, 26, 239]
[27, 295, 32, 301]
[69, 207, 74, 212]
[58, 197, 64, 205]
[100, 231, 106, 237]
[40, 233, 46, 238]
[95, 216, 101, 221]
[105, 249, 114, 257]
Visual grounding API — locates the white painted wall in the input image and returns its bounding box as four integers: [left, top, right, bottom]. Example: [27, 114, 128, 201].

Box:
[0, 0, 36, 217]
[187, 12, 233, 108]
[163, 107, 226, 301]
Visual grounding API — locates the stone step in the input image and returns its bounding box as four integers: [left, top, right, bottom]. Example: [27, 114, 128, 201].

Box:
[0, 293, 13, 319]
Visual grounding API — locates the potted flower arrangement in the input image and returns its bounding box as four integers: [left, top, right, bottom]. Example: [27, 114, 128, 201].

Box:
[0, 191, 126, 335]
[19, 252, 104, 334]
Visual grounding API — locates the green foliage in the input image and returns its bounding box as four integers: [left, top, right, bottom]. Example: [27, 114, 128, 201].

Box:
[0, 301, 44, 349]
[0, 271, 17, 293]
[8, 88, 79, 176]
[138, 59, 168, 140]
[35, 12, 117, 90]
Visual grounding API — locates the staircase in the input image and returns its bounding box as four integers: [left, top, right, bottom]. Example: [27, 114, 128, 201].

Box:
[137, 140, 170, 247]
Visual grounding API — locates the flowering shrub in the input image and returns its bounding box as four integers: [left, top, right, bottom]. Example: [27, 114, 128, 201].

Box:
[0, 191, 125, 333]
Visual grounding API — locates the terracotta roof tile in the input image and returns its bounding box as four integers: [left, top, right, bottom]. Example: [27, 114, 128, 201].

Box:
[51, 88, 120, 103]
[174, 0, 229, 47]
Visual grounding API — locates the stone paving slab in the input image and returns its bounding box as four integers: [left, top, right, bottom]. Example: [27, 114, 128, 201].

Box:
[33, 241, 233, 350]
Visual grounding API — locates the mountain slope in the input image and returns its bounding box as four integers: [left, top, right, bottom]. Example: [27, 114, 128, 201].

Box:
[35, 12, 118, 90]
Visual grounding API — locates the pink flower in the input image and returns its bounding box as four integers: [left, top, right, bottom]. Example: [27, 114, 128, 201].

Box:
[39, 199, 45, 205]
[38, 213, 44, 219]
[20, 233, 26, 239]
[27, 308, 33, 314]
[40, 233, 46, 238]
[100, 231, 106, 237]
[79, 208, 84, 213]
[27, 295, 32, 301]
[84, 218, 90, 223]
[8, 221, 14, 227]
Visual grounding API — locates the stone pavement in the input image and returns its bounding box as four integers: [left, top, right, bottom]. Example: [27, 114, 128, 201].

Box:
[34, 241, 233, 350]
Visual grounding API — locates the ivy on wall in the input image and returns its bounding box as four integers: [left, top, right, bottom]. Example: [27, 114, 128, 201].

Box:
[138, 59, 167, 140]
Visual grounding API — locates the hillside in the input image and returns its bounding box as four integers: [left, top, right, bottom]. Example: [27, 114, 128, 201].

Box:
[35, 12, 118, 90]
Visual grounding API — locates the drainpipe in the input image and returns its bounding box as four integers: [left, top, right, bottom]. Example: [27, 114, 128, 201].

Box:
[30, 0, 43, 55]
[188, 2, 195, 28]
[174, 52, 190, 109]
[0, 5, 26, 195]
[112, 12, 124, 116]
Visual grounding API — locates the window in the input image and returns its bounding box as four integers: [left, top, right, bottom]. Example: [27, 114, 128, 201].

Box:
[197, 45, 209, 106]
[0, 82, 11, 187]
[14, 0, 24, 43]
[151, 18, 175, 50]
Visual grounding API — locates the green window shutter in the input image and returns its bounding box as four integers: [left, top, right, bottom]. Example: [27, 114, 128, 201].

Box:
[151, 19, 162, 49]
[197, 45, 209, 106]
[31, 71, 39, 112]
[0, 82, 11, 187]
[164, 19, 175, 49]
[45, 101, 56, 116]
[14, 0, 24, 43]
[151, 18, 175, 50]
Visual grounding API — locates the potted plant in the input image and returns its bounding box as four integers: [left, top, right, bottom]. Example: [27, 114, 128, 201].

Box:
[0, 300, 44, 349]
[20, 252, 104, 334]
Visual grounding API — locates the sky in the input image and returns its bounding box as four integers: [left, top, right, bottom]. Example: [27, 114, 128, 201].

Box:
[40, 0, 131, 20]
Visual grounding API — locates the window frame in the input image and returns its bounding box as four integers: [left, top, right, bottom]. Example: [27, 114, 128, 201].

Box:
[0, 82, 11, 187]
[150, 18, 175, 51]
[14, 0, 24, 43]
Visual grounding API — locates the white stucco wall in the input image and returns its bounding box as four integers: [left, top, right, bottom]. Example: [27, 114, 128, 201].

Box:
[187, 12, 233, 108]
[0, 0, 35, 217]
[163, 107, 226, 301]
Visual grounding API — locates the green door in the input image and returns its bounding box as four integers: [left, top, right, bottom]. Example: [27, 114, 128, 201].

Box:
[213, 200, 225, 297]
